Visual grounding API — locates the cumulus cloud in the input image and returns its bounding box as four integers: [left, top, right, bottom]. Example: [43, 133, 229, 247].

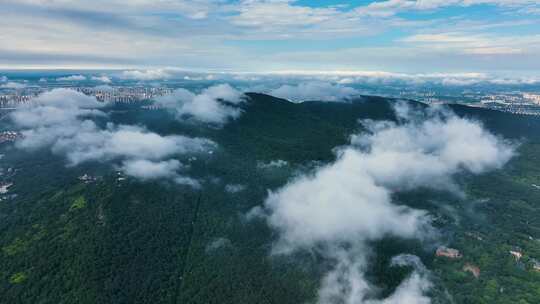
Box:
[10, 89, 214, 185]
[251, 102, 514, 303]
[120, 159, 200, 187]
[91, 75, 112, 83]
[155, 84, 246, 124]
[121, 159, 182, 179]
[269, 82, 359, 102]
[0, 76, 8, 82]
[11, 88, 105, 132]
[57, 75, 87, 81]
[50, 124, 213, 166]
[120, 69, 172, 80]
[0, 81, 26, 89]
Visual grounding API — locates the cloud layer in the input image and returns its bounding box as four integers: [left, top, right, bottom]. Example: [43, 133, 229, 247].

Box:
[116, 70, 540, 99]
[269, 82, 360, 102]
[10, 89, 214, 186]
[120, 69, 172, 81]
[56, 75, 87, 81]
[253, 102, 514, 303]
[0, 81, 26, 89]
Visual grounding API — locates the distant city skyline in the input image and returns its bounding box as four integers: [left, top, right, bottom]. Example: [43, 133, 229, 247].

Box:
[1, 0, 540, 75]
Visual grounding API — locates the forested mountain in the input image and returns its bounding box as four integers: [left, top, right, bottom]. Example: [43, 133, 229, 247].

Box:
[1, 94, 540, 304]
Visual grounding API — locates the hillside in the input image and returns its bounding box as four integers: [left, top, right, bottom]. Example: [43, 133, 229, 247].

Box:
[1, 93, 540, 304]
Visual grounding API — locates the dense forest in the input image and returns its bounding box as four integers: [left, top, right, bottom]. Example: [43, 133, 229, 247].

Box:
[1, 94, 540, 303]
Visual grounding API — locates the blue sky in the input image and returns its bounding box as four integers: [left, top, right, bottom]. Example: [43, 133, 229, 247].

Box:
[1, 0, 539, 76]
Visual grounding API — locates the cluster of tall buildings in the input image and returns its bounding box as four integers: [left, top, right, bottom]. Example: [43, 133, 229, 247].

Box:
[0, 94, 34, 108]
[0, 86, 175, 108]
[75, 87, 173, 103]
[524, 93, 540, 105]
[0, 131, 22, 144]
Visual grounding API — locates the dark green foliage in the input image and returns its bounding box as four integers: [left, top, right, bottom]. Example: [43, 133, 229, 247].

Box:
[1, 94, 540, 303]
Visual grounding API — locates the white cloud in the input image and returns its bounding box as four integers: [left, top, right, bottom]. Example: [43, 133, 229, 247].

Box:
[317, 249, 432, 304]
[269, 82, 359, 102]
[183, 75, 216, 81]
[225, 183, 246, 193]
[1, 0, 538, 73]
[522, 6, 540, 14]
[120, 159, 200, 187]
[155, 84, 246, 124]
[0, 76, 7, 82]
[121, 159, 182, 180]
[91, 75, 112, 83]
[120, 69, 172, 81]
[357, 0, 540, 17]
[11, 88, 105, 131]
[252, 102, 514, 303]
[0, 81, 26, 89]
[226, 0, 382, 41]
[232, 0, 339, 28]
[439, 78, 475, 86]
[489, 77, 540, 85]
[56, 75, 87, 81]
[10, 89, 214, 185]
[254, 70, 539, 86]
[400, 32, 535, 56]
[376, 255, 432, 304]
[51, 124, 213, 166]
[356, 0, 463, 17]
[93, 84, 114, 91]
[13, 0, 220, 20]
[205, 237, 232, 253]
[261, 151, 429, 252]
[257, 159, 289, 169]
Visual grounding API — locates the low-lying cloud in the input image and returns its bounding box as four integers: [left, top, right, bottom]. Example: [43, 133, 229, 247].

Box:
[251, 102, 514, 303]
[91, 75, 112, 83]
[225, 183, 246, 193]
[205, 237, 232, 253]
[120, 159, 199, 187]
[155, 84, 246, 124]
[268, 82, 359, 102]
[257, 159, 289, 169]
[120, 69, 172, 81]
[0, 81, 26, 89]
[10, 89, 214, 186]
[56, 75, 87, 81]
